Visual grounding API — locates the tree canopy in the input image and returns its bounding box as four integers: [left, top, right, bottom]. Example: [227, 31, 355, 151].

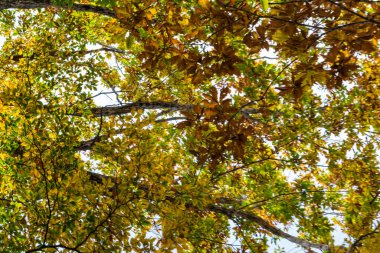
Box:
[0, 0, 379, 252]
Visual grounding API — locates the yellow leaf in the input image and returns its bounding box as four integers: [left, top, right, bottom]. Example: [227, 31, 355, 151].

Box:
[148, 7, 157, 15]
[146, 12, 153, 21]
[273, 30, 289, 43]
[198, 0, 209, 8]
[113, 7, 129, 19]
[178, 18, 189, 26]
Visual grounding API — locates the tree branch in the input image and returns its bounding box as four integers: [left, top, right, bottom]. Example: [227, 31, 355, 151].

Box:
[0, 0, 116, 18]
[326, 0, 380, 26]
[76, 136, 104, 151]
[71, 100, 269, 119]
[206, 205, 330, 252]
[26, 244, 82, 253]
[348, 222, 380, 253]
[86, 171, 331, 252]
[75, 116, 187, 151]
[71, 101, 192, 117]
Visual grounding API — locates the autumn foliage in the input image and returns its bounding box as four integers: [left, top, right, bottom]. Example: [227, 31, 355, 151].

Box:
[0, 0, 379, 252]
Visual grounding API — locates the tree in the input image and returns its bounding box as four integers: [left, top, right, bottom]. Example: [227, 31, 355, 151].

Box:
[0, 0, 379, 252]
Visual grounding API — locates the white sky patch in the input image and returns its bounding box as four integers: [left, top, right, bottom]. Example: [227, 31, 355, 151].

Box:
[0, 36, 5, 48]
[311, 84, 329, 105]
[260, 47, 278, 64]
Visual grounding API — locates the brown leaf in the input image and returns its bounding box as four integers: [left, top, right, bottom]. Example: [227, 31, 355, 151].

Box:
[192, 71, 204, 84]
[220, 86, 230, 100]
[210, 86, 218, 101]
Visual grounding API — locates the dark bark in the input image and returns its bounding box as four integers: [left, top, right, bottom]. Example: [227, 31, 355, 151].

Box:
[76, 136, 103, 151]
[71, 101, 263, 118]
[72, 101, 193, 117]
[0, 0, 116, 18]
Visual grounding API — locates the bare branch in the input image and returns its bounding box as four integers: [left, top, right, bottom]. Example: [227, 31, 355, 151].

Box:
[154, 116, 187, 123]
[0, 0, 116, 18]
[206, 205, 330, 252]
[71, 101, 192, 117]
[26, 244, 82, 253]
[96, 42, 125, 54]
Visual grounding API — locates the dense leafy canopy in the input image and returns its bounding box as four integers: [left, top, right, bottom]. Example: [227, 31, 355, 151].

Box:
[0, 0, 379, 252]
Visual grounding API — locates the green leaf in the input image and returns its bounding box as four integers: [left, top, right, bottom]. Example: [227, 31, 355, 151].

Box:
[261, 0, 269, 11]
